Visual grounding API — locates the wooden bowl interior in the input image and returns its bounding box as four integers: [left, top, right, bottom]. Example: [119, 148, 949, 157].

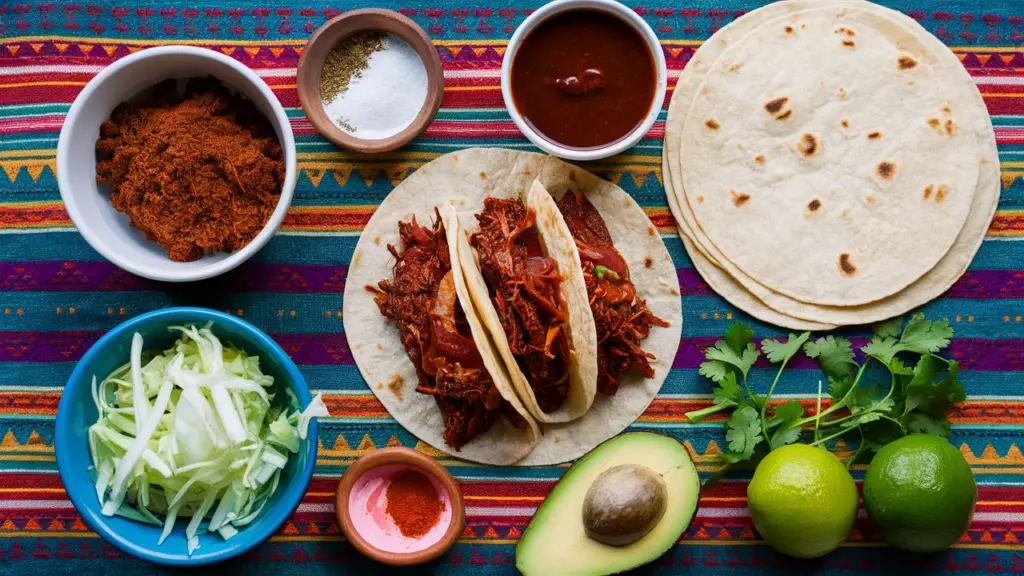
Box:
[334, 448, 465, 566]
[297, 10, 443, 154]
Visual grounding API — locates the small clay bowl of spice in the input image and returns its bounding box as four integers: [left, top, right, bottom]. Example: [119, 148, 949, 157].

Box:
[335, 447, 464, 566]
[297, 9, 443, 154]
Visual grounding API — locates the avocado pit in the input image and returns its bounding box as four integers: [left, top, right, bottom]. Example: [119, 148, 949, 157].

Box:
[582, 464, 668, 546]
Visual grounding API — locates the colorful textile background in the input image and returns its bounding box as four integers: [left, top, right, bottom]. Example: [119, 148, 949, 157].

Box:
[2, 0, 1023, 574]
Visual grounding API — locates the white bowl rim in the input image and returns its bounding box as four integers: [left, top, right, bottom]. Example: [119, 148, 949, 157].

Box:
[57, 45, 297, 283]
[500, 0, 668, 162]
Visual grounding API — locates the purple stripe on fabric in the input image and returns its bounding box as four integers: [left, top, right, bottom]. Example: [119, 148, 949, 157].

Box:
[946, 270, 1024, 299]
[0, 261, 348, 293]
[677, 269, 712, 296]
[1, 331, 1021, 371]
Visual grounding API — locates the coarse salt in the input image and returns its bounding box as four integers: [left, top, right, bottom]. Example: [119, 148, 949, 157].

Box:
[323, 34, 428, 140]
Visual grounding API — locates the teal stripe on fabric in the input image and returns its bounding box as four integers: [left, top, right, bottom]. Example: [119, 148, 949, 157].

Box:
[4, 361, 1023, 398]
[5, 233, 1024, 272]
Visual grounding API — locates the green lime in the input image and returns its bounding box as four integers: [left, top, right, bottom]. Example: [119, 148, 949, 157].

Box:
[863, 434, 976, 553]
[747, 444, 858, 559]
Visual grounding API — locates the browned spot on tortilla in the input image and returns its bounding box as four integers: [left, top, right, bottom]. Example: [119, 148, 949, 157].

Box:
[777, 110, 792, 121]
[838, 87, 847, 99]
[838, 254, 857, 277]
[842, 208, 851, 218]
[801, 23, 806, 29]
[755, 155, 765, 164]
[701, 85, 709, 95]
[842, 40, 856, 47]
[670, 288, 679, 296]
[797, 133, 818, 157]
[944, 120, 956, 135]
[785, 25, 793, 33]
[705, 119, 720, 130]
[835, 26, 855, 36]
[480, 171, 487, 180]
[697, 196, 705, 203]
[764, 97, 788, 114]
[924, 184, 934, 199]
[807, 198, 822, 212]
[737, 143, 744, 151]
[898, 56, 917, 69]
[523, 168, 531, 177]
[648, 227, 656, 236]
[866, 195, 876, 204]
[928, 118, 941, 129]
[942, 105, 951, 114]
[867, 131, 881, 140]
[387, 373, 404, 400]
[727, 61, 744, 72]
[452, 155, 460, 163]
[554, 436, 561, 444]
[936, 184, 949, 202]
[841, 120, 849, 128]
[731, 190, 751, 207]
[373, 235, 382, 245]
[352, 250, 362, 266]
[876, 161, 895, 179]
[376, 384, 383, 390]
[644, 257, 654, 268]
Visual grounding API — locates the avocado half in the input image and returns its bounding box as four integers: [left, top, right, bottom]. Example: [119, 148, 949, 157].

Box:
[516, 432, 700, 575]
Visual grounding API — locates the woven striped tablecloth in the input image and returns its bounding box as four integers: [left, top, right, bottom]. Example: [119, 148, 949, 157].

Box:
[2, 1, 1023, 574]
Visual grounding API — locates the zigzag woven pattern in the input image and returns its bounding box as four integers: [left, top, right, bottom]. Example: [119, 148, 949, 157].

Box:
[3, 1, 1024, 574]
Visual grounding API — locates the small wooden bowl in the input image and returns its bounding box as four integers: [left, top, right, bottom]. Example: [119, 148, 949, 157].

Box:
[297, 9, 443, 154]
[335, 447, 465, 566]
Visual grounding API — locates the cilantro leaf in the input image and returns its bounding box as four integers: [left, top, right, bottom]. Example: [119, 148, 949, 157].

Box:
[725, 322, 755, 355]
[712, 372, 744, 406]
[905, 357, 964, 417]
[767, 400, 804, 428]
[761, 332, 810, 364]
[827, 375, 854, 401]
[704, 340, 759, 379]
[698, 360, 731, 384]
[804, 336, 857, 382]
[724, 406, 763, 461]
[898, 314, 954, 355]
[873, 317, 903, 339]
[863, 314, 954, 365]
[840, 412, 882, 428]
[770, 427, 802, 448]
[904, 413, 951, 436]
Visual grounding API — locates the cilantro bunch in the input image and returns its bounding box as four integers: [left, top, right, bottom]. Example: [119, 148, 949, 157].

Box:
[685, 314, 965, 469]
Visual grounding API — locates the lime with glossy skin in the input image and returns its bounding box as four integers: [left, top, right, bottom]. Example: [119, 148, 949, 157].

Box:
[863, 434, 976, 553]
[747, 444, 858, 559]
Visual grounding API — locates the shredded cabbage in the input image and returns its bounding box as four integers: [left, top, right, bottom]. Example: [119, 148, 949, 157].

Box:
[88, 323, 329, 555]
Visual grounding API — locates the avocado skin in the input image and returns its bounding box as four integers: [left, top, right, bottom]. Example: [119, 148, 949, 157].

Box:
[516, 432, 700, 575]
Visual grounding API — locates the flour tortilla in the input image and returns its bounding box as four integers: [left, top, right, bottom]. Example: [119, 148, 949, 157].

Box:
[455, 180, 598, 424]
[343, 194, 538, 465]
[348, 148, 680, 465]
[679, 3, 985, 307]
[664, 0, 999, 325]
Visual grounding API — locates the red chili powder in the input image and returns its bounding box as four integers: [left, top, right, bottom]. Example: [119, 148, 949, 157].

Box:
[384, 470, 445, 538]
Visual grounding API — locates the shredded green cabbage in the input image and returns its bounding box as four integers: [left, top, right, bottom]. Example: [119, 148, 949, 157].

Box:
[88, 323, 329, 555]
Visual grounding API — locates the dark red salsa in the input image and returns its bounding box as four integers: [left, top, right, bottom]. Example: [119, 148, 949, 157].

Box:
[510, 9, 657, 149]
[369, 210, 520, 449]
[556, 192, 669, 395]
[470, 198, 571, 413]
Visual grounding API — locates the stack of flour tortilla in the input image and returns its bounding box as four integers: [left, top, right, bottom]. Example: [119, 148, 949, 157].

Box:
[663, 0, 1000, 330]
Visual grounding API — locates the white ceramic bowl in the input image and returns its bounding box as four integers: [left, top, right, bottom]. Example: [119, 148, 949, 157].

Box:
[500, 0, 667, 161]
[57, 46, 296, 283]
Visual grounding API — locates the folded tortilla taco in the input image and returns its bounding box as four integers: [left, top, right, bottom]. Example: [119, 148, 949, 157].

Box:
[345, 148, 680, 465]
[346, 203, 538, 465]
[544, 186, 671, 396]
[455, 182, 598, 424]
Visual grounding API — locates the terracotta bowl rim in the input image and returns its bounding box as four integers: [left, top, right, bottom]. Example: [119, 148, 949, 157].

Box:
[334, 447, 465, 566]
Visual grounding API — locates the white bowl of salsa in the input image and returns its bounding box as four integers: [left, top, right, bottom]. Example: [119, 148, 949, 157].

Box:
[501, 0, 667, 161]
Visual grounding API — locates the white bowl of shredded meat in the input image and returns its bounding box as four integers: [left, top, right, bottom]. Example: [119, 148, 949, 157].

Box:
[57, 46, 297, 282]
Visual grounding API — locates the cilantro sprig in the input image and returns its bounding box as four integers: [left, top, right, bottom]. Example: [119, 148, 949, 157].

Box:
[685, 314, 965, 470]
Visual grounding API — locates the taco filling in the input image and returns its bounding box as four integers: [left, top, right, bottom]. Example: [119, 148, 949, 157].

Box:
[369, 211, 518, 449]
[470, 198, 571, 413]
[556, 191, 669, 395]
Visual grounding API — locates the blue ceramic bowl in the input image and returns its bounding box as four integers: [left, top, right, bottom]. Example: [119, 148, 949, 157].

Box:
[55, 307, 317, 566]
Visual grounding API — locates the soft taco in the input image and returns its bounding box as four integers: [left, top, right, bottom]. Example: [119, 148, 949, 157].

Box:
[455, 181, 598, 424]
[345, 148, 680, 465]
[545, 185, 671, 396]
[348, 203, 538, 465]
